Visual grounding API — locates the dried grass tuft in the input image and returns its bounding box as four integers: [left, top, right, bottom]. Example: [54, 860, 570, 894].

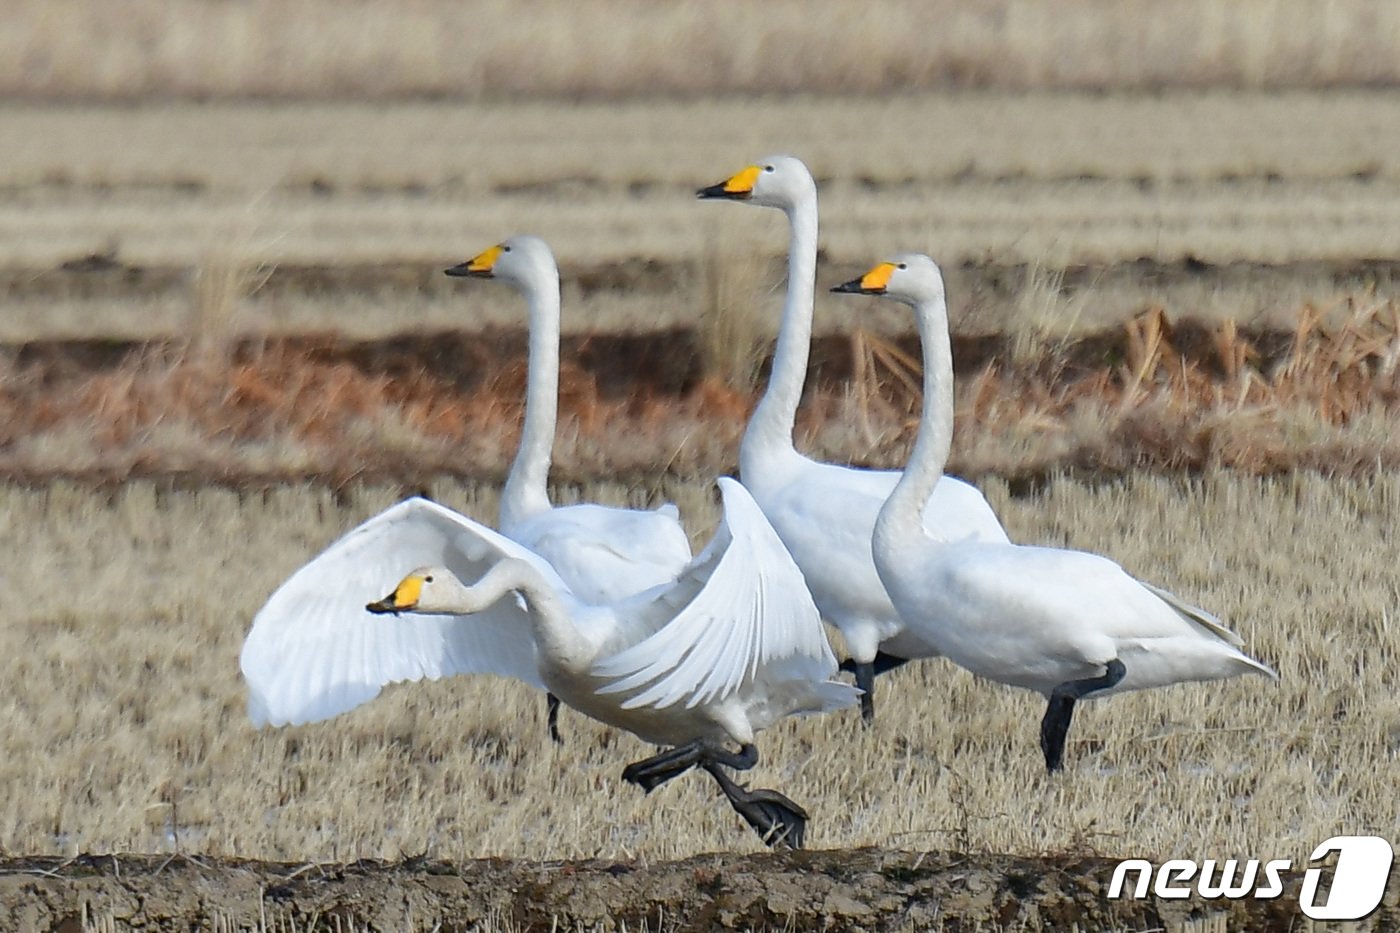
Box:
[696, 234, 771, 395]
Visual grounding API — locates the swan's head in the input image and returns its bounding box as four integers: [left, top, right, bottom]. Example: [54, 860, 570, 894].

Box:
[697, 154, 815, 211]
[444, 235, 556, 287]
[831, 253, 946, 306]
[366, 566, 457, 616]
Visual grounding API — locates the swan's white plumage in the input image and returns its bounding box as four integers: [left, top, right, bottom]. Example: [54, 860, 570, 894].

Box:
[838, 254, 1276, 708]
[893, 540, 1275, 696]
[507, 501, 689, 605]
[700, 155, 1007, 669]
[241, 480, 856, 747]
[239, 498, 550, 727]
[593, 478, 845, 713]
[454, 235, 691, 607]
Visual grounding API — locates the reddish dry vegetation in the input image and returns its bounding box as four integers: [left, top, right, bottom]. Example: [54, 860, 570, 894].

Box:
[2, 298, 1398, 484]
[951, 299, 1400, 478]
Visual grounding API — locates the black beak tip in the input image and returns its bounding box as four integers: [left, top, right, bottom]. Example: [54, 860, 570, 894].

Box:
[697, 183, 746, 201]
[831, 279, 866, 294]
[444, 263, 471, 277]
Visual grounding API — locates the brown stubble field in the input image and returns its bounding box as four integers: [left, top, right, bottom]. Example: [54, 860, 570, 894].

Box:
[2, 472, 1398, 867]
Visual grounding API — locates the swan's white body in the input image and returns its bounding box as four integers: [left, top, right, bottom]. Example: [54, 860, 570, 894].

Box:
[839, 255, 1275, 724]
[876, 541, 1275, 697]
[449, 236, 691, 606]
[700, 157, 1008, 670]
[240, 479, 857, 749]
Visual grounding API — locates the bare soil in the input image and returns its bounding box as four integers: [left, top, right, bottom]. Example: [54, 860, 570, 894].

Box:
[5, 848, 1387, 932]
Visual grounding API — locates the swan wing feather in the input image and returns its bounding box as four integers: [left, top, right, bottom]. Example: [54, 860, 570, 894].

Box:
[590, 478, 839, 710]
[509, 502, 691, 604]
[240, 497, 550, 728]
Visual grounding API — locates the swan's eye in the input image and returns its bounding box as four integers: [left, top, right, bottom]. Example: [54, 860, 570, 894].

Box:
[501, 246, 511, 253]
[424, 575, 434, 584]
[763, 165, 775, 173]
[897, 263, 908, 270]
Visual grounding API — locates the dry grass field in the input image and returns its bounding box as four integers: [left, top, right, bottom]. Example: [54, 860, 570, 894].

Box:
[7, 0, 1400, 100]
[4, 16, 1400, 922]
[2, 472, 1396, 869]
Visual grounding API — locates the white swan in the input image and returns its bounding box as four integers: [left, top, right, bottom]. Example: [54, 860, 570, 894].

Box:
[833, 254, 1277, 771]
[239, 479, 857, 847]
[698, 156, 1010, 723]
[446, 235, 693, 741]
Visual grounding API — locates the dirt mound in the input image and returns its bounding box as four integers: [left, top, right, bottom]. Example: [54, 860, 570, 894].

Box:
[4, 849, 1371, 932]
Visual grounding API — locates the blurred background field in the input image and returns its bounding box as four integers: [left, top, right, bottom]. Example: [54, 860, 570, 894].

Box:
[5, 94, 1400, 339]
[4, 91, 1400, 485]
[8, 0, 1400, 99]
[2, 1, 1399, 915]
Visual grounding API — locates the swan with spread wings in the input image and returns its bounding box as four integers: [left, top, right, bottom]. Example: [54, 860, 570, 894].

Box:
[240, 479, 856, 847]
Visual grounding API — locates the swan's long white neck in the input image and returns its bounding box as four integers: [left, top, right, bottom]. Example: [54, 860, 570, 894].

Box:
[448, 558, 587, 665]
[874, 289, 955, 558]
[740, 186, 818, 480]
[501, 267, 560, 530]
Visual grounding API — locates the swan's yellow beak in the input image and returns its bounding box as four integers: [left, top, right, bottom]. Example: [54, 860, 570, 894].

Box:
[697, 165, 760, 200]
[445, 244, 504, 278]
[832, 262, 897, 296]
[366, 574, 424, 615]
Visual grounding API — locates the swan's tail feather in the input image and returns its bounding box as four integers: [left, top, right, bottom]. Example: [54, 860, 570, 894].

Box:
[1234, 652, 1279, 681]
[1143, 581, 1245, 647]
[1142, 582, 1277, 682]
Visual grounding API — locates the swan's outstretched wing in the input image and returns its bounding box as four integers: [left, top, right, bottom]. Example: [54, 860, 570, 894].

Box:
[591, 478, 853, 711]
[509, 502, 692, 605]
[241, 497, 554, 727]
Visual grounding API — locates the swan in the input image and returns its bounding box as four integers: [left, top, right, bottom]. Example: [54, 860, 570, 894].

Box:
[832, 254, 1277, 771]
[446, 235, 693, 742]
[239, 479, 857, 847]
[698, 156, 1010, 724]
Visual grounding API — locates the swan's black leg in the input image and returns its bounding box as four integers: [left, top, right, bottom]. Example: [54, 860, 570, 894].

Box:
[625, 742, 806, 847]
[871, 652, 914, 677]
[545, 693, 563, 745]
[622, 741, 757, 793]
[839, 652, 914, 678]
[1040, 659, 1127, 772]
[702, 746, 808, 849]
[838, 652, 913, 725]
[855, 662, 877, 723]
